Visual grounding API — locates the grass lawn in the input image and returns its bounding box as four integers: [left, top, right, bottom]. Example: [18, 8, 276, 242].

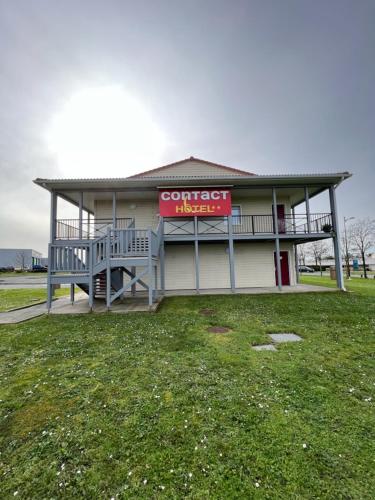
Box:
[301, 274, 375, 296]
[0, 288, 71, 312]
[0, 283, 374, 498]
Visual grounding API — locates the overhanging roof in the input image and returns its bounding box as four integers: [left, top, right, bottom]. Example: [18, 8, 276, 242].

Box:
[33, 171, 352, 213]
[34, 172, 351, 191]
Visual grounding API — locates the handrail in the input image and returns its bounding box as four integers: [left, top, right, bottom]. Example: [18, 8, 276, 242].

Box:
[56, 218, 134, 240]
[163, 213, 332, 236]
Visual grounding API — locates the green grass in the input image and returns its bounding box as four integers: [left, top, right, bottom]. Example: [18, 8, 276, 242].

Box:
[0, 288, 71, 312]
[0, 282, 374, 498]
[301, 274, 375, 296]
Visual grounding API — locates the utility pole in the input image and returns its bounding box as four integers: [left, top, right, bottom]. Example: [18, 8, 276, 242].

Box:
[343, 216, 355, 279]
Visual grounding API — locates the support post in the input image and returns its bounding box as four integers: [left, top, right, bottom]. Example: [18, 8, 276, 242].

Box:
[47, 244, 53, 312]
[194, 217, 200, 293]
[228, 215, 235, 292]
[329, 186, 345, 291]
[304, 187, 311, 233]
[131, 266, 136, 296]
[89, 241, 94, 311]
[294, 244, 300, 284]
[292, 207, 296, 234]
[78, 191, 83, 239]
[106, 227, 111, 309]
[48, 191, 57, 311]
[70, 283, 75, 304]
[112, 192, 117, 228]
[159, 217, 165, 295]
[272, 188, 282, 291]
[148, 229, 153, 307]
[50, 191, 57, 242]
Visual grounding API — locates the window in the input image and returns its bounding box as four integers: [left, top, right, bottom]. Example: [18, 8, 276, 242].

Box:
[232, 205, 242, 225]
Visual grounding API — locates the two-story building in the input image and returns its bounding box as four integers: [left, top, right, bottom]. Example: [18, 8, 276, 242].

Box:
[34, 157, 351, 310]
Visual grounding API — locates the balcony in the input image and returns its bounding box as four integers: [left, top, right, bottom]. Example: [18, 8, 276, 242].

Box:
[163, 213, 333, 238]
[56, 218, 134, 240]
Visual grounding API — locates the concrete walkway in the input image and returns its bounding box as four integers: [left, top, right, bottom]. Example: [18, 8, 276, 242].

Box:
[0, 295, 72, 324]
[0, 284, 337, 324]
[0, 292, 161, 324]
[164, 284, 338, 296]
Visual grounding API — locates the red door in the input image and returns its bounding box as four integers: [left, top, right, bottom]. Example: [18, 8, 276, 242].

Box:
[277, 204, 285, 233]
[274, 251, 290, 286]
[272, 204, 286, 233]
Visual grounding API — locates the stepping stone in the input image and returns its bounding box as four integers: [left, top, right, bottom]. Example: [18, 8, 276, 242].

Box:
[252, 344, 277, 351]
[269, 333, 302, 343]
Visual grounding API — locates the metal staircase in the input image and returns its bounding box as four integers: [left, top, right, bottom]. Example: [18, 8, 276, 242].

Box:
[47, 222, 163, 311]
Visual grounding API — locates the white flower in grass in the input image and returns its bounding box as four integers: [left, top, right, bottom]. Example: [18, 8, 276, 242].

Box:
[143, 479, 147, 485]
[128, 471, 132, 476]
[255, 482, 260, 487]
[159, 485, 165, 490]
[349, 388, 355, 393]
[188, 472, 192, 478]
[302, 443, 307, 449]
[13, 492, 18, 497]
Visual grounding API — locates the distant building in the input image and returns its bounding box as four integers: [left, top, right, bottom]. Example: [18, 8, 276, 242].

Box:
[0, 249, 43, 270]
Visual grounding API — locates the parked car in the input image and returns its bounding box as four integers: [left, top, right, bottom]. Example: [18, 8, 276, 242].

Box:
[298, 265, 315, 273]
[31, 264, 48, 272]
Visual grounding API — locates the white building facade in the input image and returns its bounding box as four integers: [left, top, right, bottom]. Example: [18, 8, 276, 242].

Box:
[34, 157, 351, 310]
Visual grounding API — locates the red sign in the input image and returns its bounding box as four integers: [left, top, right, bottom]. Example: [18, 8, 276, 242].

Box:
[159, 188, 232, 217]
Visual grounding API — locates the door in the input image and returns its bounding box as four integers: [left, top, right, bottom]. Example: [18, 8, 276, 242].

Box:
[277, 204, 285, 233]
[271, 204, 286, 233]
[274, 251, 290, 286]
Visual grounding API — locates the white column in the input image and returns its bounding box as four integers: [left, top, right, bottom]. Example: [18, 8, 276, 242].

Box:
[78, 191, 83, 239]
[272, 188, 282, 291]
[304, 187, 311, 233]
[112, 192, 117, 228]
[329, 186, 345, 291]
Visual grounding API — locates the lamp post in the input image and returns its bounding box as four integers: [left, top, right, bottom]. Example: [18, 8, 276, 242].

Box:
[343, 216, 355, 279]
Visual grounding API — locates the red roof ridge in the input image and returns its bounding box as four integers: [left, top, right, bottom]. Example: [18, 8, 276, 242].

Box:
[127, 156, 255, 178]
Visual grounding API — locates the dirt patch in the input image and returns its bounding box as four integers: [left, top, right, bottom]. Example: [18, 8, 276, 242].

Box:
[207, 326, 231, 334]
[199, 308, 216, 316]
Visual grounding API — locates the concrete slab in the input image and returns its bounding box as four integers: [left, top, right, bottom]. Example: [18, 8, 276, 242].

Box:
[49, 293, 161, 314]
[164, 284, 337, 296]
[0, 292, 161, 323]
[252, 344, 277, 351]
[269, 333, 302, 343]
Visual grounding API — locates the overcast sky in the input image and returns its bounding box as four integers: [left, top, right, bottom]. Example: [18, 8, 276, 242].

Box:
[0, 0, 374, 254]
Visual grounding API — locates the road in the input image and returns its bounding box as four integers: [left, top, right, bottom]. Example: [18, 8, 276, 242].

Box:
[0, 275, 68, 289]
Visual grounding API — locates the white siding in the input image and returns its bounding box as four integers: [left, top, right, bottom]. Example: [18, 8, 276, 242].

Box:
[199, 243, 231, 289]
[232, 196, 291, 215]
[141, 160, 247, 178]
[165, 244, 196, 290]
[234, 242, 275, 288]
[95, 199, 159, 229]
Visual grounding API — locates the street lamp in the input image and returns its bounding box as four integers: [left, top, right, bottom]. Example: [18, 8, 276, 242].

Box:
[343, 216, 355, 279]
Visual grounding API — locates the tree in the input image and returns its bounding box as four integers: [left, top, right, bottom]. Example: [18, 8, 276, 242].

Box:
[348, 218, 375, 279]
[16, 251, 27, 270]
[341, 233, 354, 279]
[309, 241, 329, 276]
[297, 244, 307, 266]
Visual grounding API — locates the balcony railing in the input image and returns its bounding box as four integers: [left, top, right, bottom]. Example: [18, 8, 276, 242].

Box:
[163, 213, 332, 236]
[56, 218, 134, 240]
